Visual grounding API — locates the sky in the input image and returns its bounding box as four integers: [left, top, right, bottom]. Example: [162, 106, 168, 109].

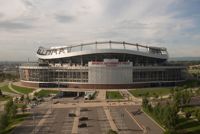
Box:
[0, 0, 200, 61]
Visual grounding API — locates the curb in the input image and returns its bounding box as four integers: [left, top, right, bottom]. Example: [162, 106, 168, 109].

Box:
[125, 108, 144, 131]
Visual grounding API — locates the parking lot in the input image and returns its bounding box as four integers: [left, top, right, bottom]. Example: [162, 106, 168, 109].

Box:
[78, 107, 111, 134]
[12, 100, 163, 134]
[110, 106, 143, 134]
[13, 108, 75, 134]
[36, 108, 75, 134]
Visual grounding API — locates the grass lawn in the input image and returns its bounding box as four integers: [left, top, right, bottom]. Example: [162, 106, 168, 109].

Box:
[129, 87, 172, 97]
[176, 117, 200, 134]
[0, 82, 8, 87]
[106, 91, 123, 99]
[15, 103, 25, 108]
[143, 108, 200, 134]
[11, 84, 34, 94]
[1, 113, 30, 134]
[35, 90, 59, 98]
[1, 85, 15, 93]
[0, 95, 11, 101]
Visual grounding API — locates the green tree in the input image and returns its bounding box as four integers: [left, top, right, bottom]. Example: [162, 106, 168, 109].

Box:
[170, 88, 175, 97]
[153, 92, 159, 98]
[0, 112, 9, 132]
[4, 99, 17, 119]
[173, 91, 182, 106]
[4, 99, 13, 113]
[185, 110, 192, 119]
[9, 104, 17, 118]
[142, 97, 149, 108]
[196, 88, 200, 95]
[20, 95, 24, 102]
[182, 89, 192, 105]
[0, 89, 3, 96]
[196, 110, 200, 122]
[21, 104, 27, 114]
[26, 95, 30, 104]
[163, 105, 178, 131]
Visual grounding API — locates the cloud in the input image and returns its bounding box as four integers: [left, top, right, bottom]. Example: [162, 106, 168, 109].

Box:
[55, 14, 76, 23]
[0, 21, 32, 30]
[0, 0, 199, 61]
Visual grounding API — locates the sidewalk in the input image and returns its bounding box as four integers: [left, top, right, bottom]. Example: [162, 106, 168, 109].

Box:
[53, 101, 140, 109]
[104, 106, 118, 132]
[29, 88, 42, 98]
[96, 90, 106, 101]
[126, 89, 142, 102]
[72, 107, 80, 134]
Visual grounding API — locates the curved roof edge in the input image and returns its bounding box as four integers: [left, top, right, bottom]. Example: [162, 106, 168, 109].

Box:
[36, 41, 168, 60]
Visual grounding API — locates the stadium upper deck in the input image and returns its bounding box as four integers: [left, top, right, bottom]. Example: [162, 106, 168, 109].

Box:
[37, 41, 168, 60]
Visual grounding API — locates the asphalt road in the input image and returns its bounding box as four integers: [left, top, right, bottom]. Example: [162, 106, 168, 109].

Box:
[110, 106, 143, 134]
[125, 106, 164, 134]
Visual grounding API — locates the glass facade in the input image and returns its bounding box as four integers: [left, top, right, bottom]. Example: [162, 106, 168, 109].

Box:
[19, 67, 88, 83]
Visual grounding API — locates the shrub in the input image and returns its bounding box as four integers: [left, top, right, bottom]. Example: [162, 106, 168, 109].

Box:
[196, 110, 200, 122]
[21, 104, 27, 113]
[185, 111, 192, 119]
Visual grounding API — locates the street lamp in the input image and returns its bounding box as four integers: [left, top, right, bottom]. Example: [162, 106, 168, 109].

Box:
[32, 108, 36, 134]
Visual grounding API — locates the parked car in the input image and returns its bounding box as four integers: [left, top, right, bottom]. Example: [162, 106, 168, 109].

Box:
[79, 117, 88, 121]
[78, 122, 87, 128]
[80, 108, 88, 112]
[68, 111, 76, 117]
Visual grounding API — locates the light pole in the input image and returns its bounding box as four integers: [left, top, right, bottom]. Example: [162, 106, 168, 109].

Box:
[32, 108, 36, 134]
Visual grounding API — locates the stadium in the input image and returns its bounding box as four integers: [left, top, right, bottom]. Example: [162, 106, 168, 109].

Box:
[19, 41, 186, 89]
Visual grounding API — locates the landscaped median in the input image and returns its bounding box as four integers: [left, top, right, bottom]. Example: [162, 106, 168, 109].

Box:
[106, 91, 123, 99]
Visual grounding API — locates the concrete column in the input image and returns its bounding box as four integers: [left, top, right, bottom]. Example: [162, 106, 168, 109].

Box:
[77, 92, 79, 97]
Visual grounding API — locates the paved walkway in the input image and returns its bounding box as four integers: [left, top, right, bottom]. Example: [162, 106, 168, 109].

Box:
[127, 89, 142, 102]
[104, 106, 118, 132]
[96, 90, 106, 101]
[2, 91, 19, 97]
[29, 88, 42, 98]
[53, 101, 141, 109]
[72, 107, 80, 134]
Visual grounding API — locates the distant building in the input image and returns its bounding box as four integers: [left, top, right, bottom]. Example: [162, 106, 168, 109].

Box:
[189, 65, 200, 70]
[19, 41, 186, 89]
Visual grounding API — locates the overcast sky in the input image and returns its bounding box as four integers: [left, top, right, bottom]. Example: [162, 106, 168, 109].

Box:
[0, 0, 200, 61]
